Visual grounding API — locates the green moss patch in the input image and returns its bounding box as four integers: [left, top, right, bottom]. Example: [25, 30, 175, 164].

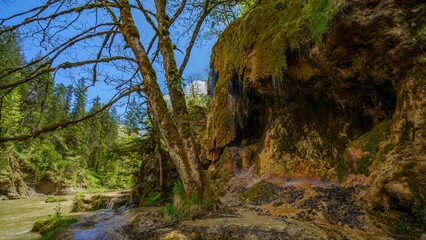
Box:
[343, 119, 391, 176]
[350, 119, 391, 153]
[45, 196, 67, 203]
[38, 217, 76, 240]
[212, 0, 346, 82]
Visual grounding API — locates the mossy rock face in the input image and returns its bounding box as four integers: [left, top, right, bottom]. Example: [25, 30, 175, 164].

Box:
[208, 147, 235, 194]
[205, 0, 346, 163]
[72, 191, 132, 212]
[211, 0, 346, 83]
[91, 194, 108, 210]
[0, 172, 13, 196]
[349, 119, 391, 154]
[205, 0, 425, 234]
[340, 119, 392, 179]
[204, 77, 236, 162]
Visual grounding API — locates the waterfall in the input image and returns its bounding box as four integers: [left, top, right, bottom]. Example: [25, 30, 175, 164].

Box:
[272, 75, 285, 108]
[106, 198, 116, 210]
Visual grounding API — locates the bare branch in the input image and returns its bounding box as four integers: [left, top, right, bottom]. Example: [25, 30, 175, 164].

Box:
[0, 24, 117, 80]
[135, 0, 158, 31]
[0, 56, 134, 92]
[147, 33, 158, 54]
[92, 26, 117, 86]
[0, 2, 115, 35]
[0, 0, 61, 25]
[170, 0, 187, 26]
[178, 0, 214, 77]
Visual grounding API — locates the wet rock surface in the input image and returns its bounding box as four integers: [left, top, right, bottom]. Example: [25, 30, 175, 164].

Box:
[57, 179, 392, 240]
[107, 177, 389, 239]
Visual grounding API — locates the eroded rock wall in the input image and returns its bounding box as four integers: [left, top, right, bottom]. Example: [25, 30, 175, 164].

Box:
[204, 0, 425, 221]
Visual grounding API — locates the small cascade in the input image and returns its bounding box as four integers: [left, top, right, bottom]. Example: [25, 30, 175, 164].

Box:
[106, 198, 116, 210]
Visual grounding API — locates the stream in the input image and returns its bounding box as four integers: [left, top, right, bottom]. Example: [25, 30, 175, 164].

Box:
[0, 196, 74, 240]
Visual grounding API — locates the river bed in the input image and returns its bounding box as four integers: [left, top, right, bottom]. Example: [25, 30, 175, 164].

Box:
[0, 196, 74, 240]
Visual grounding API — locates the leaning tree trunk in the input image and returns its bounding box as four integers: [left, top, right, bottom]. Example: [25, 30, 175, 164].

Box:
[118, 1, 214, 200]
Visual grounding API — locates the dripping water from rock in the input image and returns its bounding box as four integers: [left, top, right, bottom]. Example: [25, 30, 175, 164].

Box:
[272, 75, 285, 108]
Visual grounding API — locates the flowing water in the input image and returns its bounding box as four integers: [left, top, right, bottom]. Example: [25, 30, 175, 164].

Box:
[0, 196, 74, 240]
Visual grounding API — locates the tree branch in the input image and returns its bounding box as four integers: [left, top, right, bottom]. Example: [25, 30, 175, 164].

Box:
[178, 0, 213, 77]
[0, 86, 143, 143]
[170, 0, 187, 26]
[0, 2, 115, 35]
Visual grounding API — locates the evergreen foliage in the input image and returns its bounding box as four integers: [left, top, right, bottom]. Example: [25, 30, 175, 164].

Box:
[0, 29, 141, 195]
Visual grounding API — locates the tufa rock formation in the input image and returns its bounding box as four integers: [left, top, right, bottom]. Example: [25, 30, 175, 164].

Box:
[204, 0, 425, 230]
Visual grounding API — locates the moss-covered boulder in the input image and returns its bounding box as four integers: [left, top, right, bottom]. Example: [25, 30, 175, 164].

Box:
[71, 193, 108, 212]
[32, 216, 77, 238]
[71, 190, 131, 212]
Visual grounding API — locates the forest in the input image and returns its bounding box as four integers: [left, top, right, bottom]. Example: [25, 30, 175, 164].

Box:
[0, 28, 162, 193]
[0, 0, 425, 239]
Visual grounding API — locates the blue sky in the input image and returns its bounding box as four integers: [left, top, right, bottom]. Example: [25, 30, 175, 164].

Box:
[0, 0, 217, 108]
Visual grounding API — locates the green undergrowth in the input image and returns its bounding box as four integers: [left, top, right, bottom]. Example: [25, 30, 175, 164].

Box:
[164, 181, 213, 220]
[213, 0, 346, 81]
[142, 192, 162, 207]
[32, 204, 77, 240]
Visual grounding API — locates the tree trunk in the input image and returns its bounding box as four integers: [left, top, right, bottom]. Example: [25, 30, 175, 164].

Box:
[118, 1, 214, 200]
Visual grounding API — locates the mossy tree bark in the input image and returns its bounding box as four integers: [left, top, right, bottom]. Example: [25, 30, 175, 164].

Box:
[117, 0, 214, 200]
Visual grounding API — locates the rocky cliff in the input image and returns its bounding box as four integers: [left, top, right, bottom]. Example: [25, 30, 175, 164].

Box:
[204, 0, 425, 234]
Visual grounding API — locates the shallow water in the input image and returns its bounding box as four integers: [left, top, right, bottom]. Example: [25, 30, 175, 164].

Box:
[0, 196, 73, 240]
